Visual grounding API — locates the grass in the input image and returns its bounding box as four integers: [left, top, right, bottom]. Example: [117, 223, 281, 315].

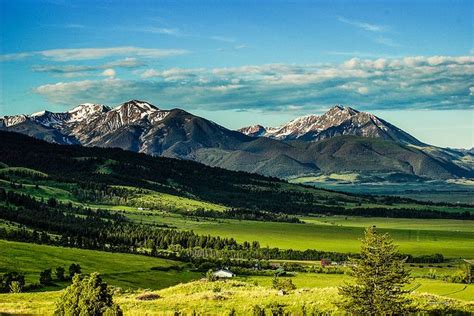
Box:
[0, 239, 472, 314]
[123, 212, 474, 258]
[0, 167, 48, 178]
[303, 216, 474, 232]
[128, 190, 227, 212]
[299, 179, 474, 205]
[290, 173, 359, 184]
[241, 273, 474, 301]
[1, 173, 471, 258]
[0, 179, 75, 203]
[0, 279, 472, 315]
[0, 240, 200, 290]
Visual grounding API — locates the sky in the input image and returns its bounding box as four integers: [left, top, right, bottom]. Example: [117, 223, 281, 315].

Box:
[0, 0, 473, 148]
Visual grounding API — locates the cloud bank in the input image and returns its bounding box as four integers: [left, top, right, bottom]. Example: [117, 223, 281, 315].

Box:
[34, 55, 474, 113]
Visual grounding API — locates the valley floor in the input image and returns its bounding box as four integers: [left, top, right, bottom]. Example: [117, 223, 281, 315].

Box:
[123, 211, 474, 258]
[0, 240, 473, 315]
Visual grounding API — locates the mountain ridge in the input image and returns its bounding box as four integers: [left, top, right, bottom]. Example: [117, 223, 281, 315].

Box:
[1, 100, 472, 180]
[238, 105, 424, 146]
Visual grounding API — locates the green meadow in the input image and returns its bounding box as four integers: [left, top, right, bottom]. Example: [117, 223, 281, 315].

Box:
[0, 240, 200, 290]
[241, 273, 474, 301]
[122, 211, 474, 258]
[0, 278, 472, 315]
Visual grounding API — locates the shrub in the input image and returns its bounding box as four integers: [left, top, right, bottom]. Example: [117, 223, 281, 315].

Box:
[266, 302, 286, 316]
[272, 277, 296, 292]
[9, 281, 22, 293]
[136, 292, 160, 301]
[206, 269, 217, 282]
[54, 272, 122, 316]
[0, 272, 25, 293]
[55, 267, 66, 281]
[252, 305, 265, 316]
[40, 268, 53, 285]
[427, 269, 437, 279]
[68, 263, 81, 278]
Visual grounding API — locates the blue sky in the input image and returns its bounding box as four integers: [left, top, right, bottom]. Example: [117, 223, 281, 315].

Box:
[0, 0, 473, 147]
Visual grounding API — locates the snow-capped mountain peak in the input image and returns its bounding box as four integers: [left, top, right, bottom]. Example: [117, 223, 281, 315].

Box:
[239, 105, 423, 145]
[237, 124, 267, 137]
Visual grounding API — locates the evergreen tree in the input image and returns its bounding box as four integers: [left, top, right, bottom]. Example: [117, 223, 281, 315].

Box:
[338, 227, 411, 315]
[54, 272, 122, 316]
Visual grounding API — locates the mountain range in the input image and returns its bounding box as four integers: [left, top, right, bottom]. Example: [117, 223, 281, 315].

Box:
[1, 100, 472, 180]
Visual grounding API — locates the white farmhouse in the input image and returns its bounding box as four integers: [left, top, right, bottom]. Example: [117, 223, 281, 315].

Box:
[213, 269, 235, 278]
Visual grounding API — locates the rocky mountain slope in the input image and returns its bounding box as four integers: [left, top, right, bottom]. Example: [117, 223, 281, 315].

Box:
[1, 100, 472, 180]
[239, 105, 423, 145]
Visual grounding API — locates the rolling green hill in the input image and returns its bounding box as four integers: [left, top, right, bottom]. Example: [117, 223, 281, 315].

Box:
[1, 131, 471, 219]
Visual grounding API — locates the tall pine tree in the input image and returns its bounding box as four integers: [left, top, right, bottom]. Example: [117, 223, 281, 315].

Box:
[338, 226, 411, 314]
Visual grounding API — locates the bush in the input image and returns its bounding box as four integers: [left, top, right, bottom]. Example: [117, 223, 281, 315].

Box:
[206, 269, 217, 282]
[252, 305, 265, 316]
[68, 263, 81, 278]
[272, 277, 296, 292]
[40, 268, 53, 285]
[197, 262, 216, 271]
[55, 267, 66, 281]
[9, 281, 22, 293]
[0, 272, 25, 293]
[150, 265, 182, 271]
[427, 269, 437, 279]
[266, 302, 286, 316]
[136, 292, 160, 301]
[54, 272, 122, 316]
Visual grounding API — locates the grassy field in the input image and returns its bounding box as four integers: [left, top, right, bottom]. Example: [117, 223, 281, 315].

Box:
[241, 273, 474, 301]
[0, 279, 472, 315]
[293, 177, 474, 205]
[0, 240, 200, 290]
[1, 173, 472, 258]
[126, 190, 227, 212]
[0, 179, 75, 203]
[122, 211, 474, 258]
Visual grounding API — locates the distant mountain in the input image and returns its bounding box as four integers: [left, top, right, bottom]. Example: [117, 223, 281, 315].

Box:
[239, 105, 424, 146]
[1, 100, 472, 180]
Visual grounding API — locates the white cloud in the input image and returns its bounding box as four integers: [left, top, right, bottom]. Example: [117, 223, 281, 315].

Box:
[357, 86, 369, 94]
[34, 55, 474, 112]
[31, 58, 145, 78]
[337, 16, 388, 32]
[102, 68, 116, 77]
[372, 36, 401, 48]
[1, 47, 189, 62]
[210, 36, 236, 43]
[0, 52, 33, 62]
[141, 69, 160, 79]
[39, 47, 188, 61]
[134, 27, 182, 36]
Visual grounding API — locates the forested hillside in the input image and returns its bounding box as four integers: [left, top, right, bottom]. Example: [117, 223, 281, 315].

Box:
[0, 131, 471, 219]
